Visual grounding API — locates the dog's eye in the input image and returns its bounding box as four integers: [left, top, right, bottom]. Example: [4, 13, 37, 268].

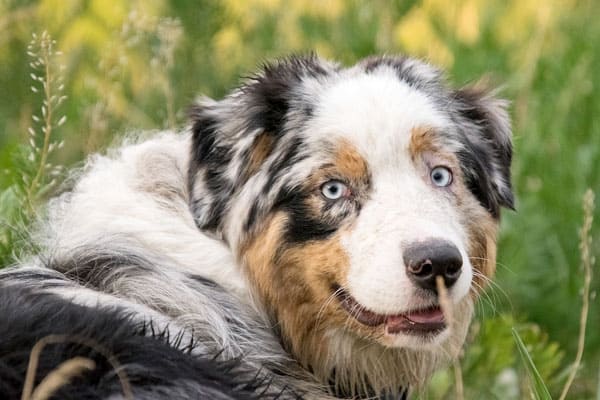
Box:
[321, 180, 349, 200]
[430, 166, 453, 187]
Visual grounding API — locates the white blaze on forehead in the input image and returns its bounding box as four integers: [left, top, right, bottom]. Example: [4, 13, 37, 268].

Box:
[307, 68, 450, 166]
[302, 69, 473, 320]
[340, 182, 474, 316]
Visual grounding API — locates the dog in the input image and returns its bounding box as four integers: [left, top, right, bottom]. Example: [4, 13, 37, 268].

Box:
[0, 54, 513, 399]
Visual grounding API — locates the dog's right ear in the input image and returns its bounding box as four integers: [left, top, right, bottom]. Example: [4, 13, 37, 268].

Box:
[188, 55, 335, 234]
[453, 86, 514, 218]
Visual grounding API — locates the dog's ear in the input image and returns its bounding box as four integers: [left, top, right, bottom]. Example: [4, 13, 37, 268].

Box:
[454, 86, 514, 218]
[188, 55, 334, 233]
[187, 99, 234, 232]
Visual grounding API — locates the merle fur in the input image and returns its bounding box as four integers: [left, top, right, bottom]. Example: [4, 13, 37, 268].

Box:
[1, 54, 514, 400]
[0, 279, 286, 400]
[190, 55, 334, 235]
[188, 54, 513, 242]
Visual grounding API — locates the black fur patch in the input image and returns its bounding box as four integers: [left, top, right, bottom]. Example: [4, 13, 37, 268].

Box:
[273, 187, 338, 243]
[453, 88, 514, 218]
[244, 54, 333, 134]
[188, 109, 236, 231]
[457, 138, 502, 218]
[361, 55, 441, 91]
[264, 137, 307, 193]
[244, 200, 262, 233]
[243, 136, 309, 234]
[49, 251, 155, 289]
[0, 283, 284, 400]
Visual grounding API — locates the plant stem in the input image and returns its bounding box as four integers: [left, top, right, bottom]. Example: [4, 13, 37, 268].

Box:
[27, 35, 54, 209]
[558, 189, 594, 400]
[454, 359, 465, 400]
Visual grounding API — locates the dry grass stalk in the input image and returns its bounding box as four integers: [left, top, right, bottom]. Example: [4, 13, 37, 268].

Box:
[29, 357, 95, 400]
[558, 189, 595, 400]
[21, 334, 133, 400]
[453, 358, 465, 400]
[436, 275, 453, 325]
[436, 275, 464, 400]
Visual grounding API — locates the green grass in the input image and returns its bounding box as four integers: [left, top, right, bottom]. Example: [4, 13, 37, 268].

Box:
[0, 1, 598, 398]
[513, 327, 553, 400]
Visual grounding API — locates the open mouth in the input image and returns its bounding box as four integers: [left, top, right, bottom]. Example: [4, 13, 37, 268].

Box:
[333, 285, 446, 335]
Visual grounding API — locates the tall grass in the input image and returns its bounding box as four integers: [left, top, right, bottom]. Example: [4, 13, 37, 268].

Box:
[513, 189, 595, 400]
[0, 1, 598, 398]
[0, 31, 66, 265]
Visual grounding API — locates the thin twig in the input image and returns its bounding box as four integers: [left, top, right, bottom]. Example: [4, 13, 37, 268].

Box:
[558, 189, 595, 400]
[453, 358, 465, 400]
[436, 275, 454, 328]
[436, 276, 463, 400]
[30, 357, 95, 400]
[21, 334, 133, 400]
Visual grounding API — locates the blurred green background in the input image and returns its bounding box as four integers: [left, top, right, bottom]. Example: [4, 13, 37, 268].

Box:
[1, 0, 598, 398]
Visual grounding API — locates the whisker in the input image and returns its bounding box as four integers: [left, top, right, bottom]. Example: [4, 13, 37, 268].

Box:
[470, 269, 514, 314]
[470, 280, 497, 317]
[471, 269, 511, 306]
[469, 255, 515, 275]
[311, 287, 344, 343]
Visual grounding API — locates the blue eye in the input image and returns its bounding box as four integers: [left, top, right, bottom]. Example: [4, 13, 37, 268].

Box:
[321, 180, 348, 200]
[430, 166, 452, 187]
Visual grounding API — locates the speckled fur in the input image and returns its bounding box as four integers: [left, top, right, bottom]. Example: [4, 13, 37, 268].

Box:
[0, 54, 513, 399]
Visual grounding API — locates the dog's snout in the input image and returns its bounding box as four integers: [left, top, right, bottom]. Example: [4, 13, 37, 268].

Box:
[403, 239, 463, 292]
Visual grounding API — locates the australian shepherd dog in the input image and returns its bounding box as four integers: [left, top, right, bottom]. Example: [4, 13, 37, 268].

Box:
[0, 55, 513, 399]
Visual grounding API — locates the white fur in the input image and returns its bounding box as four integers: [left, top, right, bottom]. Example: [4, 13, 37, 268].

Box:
[44, 132, 248, 299]
[302, 68, 473, 347]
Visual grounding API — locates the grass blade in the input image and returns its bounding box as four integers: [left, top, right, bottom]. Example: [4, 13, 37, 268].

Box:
[512, 327, 552, 400]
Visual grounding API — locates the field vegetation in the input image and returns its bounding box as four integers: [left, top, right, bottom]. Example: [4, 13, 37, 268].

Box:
[0, 1, 598, 398]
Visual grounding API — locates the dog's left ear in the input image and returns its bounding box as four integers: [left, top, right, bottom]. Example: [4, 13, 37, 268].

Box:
[454, 86, 514, 218]
[187, 55, 336, 234]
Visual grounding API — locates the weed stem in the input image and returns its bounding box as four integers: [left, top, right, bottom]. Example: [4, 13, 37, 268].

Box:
[558, 189, 595, 400]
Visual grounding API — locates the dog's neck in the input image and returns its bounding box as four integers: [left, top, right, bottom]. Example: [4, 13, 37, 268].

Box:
[275, 300, 474, 398]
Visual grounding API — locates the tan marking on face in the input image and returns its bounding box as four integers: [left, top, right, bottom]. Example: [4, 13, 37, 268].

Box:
[299, 140, 370, 219]
[238, 212, 287, 304]
[409, 127, 460, 191]
[409, 126, 443, 161]
[333, 140, 370, 182]
[244, 132, 275, 180]
[241, 214, 365, 368]
[465, 206, 498, 293]
[304, 140, 370, 189]
[239, 180, 486, 394]
[238, 140, 372, 365]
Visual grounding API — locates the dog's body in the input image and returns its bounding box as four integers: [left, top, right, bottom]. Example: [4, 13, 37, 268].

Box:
[0, 55, 513, 399]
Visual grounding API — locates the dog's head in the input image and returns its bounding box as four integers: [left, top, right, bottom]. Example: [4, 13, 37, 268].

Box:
[188, 55, 513, 395]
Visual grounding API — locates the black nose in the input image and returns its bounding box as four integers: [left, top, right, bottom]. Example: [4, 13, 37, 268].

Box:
[403, 239, 463, 292]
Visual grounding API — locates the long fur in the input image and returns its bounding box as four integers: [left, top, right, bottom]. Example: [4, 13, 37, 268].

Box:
[0, 54, 513, 399]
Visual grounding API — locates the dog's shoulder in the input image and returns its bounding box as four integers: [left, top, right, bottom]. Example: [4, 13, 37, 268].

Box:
[42, 131, 248, 297]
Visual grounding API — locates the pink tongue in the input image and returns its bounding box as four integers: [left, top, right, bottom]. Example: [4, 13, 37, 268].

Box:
[385, 308, 445, 333]
[406, 307, 445, 324]
[385, 308, 445, 324]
